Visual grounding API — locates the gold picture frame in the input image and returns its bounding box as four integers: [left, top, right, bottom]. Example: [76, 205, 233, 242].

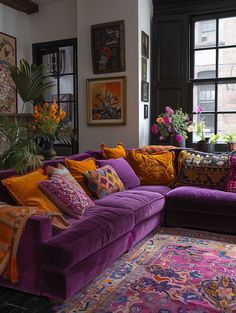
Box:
[87, 76, 127, 126]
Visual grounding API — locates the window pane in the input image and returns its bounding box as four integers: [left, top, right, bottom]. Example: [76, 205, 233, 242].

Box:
[59, 75, 74, 100]
[218, 83, 236, 111]
[193, 84, 215, 112]
[219, 17, 236, 46]
[194, 20, 216, 48]
[59, 46, 74, 74]
[218, 114, 236, 136]
[193, 113, 215, 142]
[218, 48, 236, 77]
[194, 50, 216, 79]
[43, 76, 57, 102]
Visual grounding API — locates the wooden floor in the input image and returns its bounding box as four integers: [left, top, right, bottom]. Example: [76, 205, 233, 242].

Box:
[0, 287, 52, 313]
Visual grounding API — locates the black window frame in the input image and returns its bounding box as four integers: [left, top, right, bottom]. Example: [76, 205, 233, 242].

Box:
[190, 11, 236, 145]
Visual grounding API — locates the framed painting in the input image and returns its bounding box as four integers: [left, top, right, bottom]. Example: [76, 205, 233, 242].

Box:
[141, 57, 147, 81]
[144, 104, 149, 119]
[141, 31, 149, 59]
[0, 32, 17, 113]
[87, 76, 126, 125]
[141, 80, 149, 102]
[91, 20, 126, 74]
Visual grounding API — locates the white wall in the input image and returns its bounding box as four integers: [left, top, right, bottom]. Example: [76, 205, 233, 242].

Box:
[138, 0, 153, 147]
[31, 0, 77, 44]
[0, 4, 32, 112]
[77, 0, 139, 151]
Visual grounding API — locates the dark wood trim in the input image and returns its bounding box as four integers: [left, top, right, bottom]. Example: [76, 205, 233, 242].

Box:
[153, 0, 236, 16]
[0, 0, 39, 14]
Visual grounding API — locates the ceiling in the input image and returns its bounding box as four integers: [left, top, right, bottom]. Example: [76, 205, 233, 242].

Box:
[33, 0, 62, 3]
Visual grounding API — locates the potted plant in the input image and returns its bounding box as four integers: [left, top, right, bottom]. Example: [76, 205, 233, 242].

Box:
[223, 133, 236, 151]
[194, 106, 220, 153]
[151, 106, 192, 147]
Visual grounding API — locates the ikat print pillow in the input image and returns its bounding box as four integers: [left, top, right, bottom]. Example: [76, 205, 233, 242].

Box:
[225, 156, 236, 193]
[39, 174, 95, 219]
[84, 165, 125, 199]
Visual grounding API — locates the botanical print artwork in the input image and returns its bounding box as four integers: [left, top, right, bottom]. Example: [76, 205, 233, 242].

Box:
[87, 77, 126, 125]
[0, 32, 17, 113]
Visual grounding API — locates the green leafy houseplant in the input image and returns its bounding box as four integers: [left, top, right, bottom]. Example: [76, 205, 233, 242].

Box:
[223, 132, 236, 151]
[209, 133, 220, 144]
[9, 59, 53, 112]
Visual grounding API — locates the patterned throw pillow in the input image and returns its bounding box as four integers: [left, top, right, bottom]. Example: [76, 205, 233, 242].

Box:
[225, 156, 236, 193]
[126, 150, 176, 185]
[177, 150, 230, 190]
[39, 174, 95, 219]
[45, 164, 78, 185]
[84, 165, 125, 199]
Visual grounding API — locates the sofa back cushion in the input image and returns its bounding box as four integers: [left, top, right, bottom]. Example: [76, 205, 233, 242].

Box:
[96, 158, 140, 189]
[84, 165, 125, 199]
[226, 156, 236, 193]
[126, 150, 176, 185]
[177, 150, 230, 190]
[39, 174, 95, 218]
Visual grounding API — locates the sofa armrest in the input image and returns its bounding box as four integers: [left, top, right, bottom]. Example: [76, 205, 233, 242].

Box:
[22, 216, 53, 243]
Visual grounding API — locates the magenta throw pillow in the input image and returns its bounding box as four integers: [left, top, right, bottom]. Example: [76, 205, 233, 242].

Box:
[226, 156, 236, 193]
[39, 174, 95, 218]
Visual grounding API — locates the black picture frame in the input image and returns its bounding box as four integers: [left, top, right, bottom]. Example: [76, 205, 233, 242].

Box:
[144, 104, 149, 119]
[91, 20, 126, 74]
[141, 81, 149, 102]
[141, 31, 149, 59]
[141, 57, 147, 81]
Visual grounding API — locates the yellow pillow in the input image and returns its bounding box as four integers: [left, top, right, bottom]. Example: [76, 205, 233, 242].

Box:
[101, 143, 126, 159]
[1, 168, 59, 213]
[65, 158, 96, 197]
[126, 150, 176, 185]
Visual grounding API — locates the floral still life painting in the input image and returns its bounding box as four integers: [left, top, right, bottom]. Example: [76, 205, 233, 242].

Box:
[0, 32, 17, 113]
[91, 20, 126, 74]
[87, 76, 126, 125]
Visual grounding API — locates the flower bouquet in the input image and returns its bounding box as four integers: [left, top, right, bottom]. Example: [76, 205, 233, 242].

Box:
[151, 106, 192, 146]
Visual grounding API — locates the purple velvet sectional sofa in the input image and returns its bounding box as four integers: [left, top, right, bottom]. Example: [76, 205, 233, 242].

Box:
[0, 150, 235, 300]
[0, 153, 169, 300]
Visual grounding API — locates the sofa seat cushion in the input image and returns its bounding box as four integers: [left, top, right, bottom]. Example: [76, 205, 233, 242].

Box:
[41, 205, 134, 269]
[132, 185, 171, 195]
[166, 186, 236, 215]
[95, 189, 165, 224]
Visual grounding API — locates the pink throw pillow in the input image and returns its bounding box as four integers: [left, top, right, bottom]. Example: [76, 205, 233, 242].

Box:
[225, 156, 236, 193]
[39, 174, 95, 218]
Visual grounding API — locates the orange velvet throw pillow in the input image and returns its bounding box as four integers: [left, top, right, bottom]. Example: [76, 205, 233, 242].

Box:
[126, 150, 176, 185]
[1, 168, 59, 213]
[65, 158, 96, 197]
[101, 143, 126, 159]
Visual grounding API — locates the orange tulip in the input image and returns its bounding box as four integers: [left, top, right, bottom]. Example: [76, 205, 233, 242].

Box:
[156, 117, 164, 123]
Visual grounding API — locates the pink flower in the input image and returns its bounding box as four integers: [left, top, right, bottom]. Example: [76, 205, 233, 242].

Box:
[151, 124, 158, 134]
[176, 134, 183, 143]
[165, 106, 174, 116]
[168, 126, 173, 133]
[163, 115, 170, 126]
[159, 136, 165, 141]
[197, 105, 203, 113]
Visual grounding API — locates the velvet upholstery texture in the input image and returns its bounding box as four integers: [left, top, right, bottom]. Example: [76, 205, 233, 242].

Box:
[39, 174, 95, 218]
[84, 165, 125, 198]
[96, 158, 140, 189]
[226, 156, 236, 192]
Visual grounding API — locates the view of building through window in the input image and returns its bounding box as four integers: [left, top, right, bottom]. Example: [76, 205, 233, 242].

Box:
[192, 16, 236, 142]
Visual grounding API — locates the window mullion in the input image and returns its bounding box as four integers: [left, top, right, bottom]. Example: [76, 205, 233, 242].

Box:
[215, 18, 219, 134]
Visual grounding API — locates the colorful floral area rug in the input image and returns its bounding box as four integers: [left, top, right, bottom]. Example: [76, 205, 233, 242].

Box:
[52, 228, 236, 313]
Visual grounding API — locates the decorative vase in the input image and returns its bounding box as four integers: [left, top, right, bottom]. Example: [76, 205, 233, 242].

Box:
[170, 135, 186, 148]
[196, 138, 214, 153]
[40, 138, 56, 160]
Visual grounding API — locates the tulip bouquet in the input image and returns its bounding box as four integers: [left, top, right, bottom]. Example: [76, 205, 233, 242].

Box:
[151, 106, 192, 143]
